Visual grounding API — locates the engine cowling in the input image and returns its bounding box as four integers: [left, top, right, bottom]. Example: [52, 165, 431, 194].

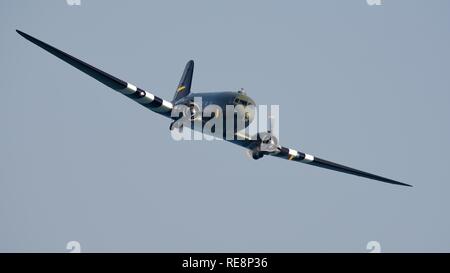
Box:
[250, 147, 264, 160]
[258, 132, 280, 154]
[185, 101, 201, 121]
[247, 132, 280, 160]
[169, 101, 202, 132]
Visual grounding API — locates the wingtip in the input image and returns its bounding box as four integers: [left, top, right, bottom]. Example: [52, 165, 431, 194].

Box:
[16, 29, 28, 38]
[395, 181, 413, 187]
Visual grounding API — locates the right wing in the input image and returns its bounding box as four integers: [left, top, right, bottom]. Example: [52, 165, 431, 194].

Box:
[16, 30, 174, 118]
[271, 146, 412, 187]
[231, 135, 411, 187]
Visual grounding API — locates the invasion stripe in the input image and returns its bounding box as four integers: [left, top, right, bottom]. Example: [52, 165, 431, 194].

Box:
[127, 89, 146, 99]
[120, 82, 137, 95]
[136, 88, 155, 104]
[146, 96, 163, 108]
[161, 100, 173, 109]
[302, 153, 315, 163]
[120, 83, 173, 112]
[288, 149, 299, 160]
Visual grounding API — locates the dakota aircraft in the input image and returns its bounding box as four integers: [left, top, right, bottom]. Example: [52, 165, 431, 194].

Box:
[16, 30, 411, 187]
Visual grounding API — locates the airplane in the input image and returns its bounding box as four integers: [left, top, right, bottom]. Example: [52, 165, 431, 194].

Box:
[16, 29, 411, 187]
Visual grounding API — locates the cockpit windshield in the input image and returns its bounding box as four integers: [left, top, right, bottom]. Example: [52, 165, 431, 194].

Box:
[234, 97, 250, 106]
[233, 94, 255, 107]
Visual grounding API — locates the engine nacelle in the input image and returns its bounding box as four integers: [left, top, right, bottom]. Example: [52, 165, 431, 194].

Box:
[185, 101, 201, 121]
[169, 101, 202, 132]
[250, 148, 264, 160]
[258, 132, 279, 154]
[247, 132, 280, 160]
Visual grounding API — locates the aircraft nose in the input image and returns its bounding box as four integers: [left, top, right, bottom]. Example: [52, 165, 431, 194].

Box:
[241, 97, 256, 123]
[246, 97, 255, 106]
[232, 93, 256, 124]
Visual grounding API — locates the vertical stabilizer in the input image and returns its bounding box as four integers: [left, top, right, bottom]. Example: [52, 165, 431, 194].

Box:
[173, 60, 194, 102]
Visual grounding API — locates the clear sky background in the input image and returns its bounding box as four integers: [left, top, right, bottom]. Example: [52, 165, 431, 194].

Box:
[1, 0, 449, 252]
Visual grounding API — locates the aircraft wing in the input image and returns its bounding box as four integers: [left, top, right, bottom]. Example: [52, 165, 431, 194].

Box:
[232, 135, 410, 187]
[16, 30, 174, 118]
[271, 145, 411, 186]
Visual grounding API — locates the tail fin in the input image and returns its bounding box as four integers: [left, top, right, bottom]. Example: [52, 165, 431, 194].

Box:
[173, 60, 194, 102]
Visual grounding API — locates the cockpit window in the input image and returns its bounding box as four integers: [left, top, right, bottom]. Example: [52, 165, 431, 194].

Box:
[234, 98, 249, 106]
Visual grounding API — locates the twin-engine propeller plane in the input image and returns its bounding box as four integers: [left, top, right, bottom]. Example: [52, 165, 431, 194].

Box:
[16, 30, 411, 187]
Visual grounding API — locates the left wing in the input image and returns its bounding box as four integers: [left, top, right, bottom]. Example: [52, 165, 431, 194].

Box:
[16, 30, 174, 118]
